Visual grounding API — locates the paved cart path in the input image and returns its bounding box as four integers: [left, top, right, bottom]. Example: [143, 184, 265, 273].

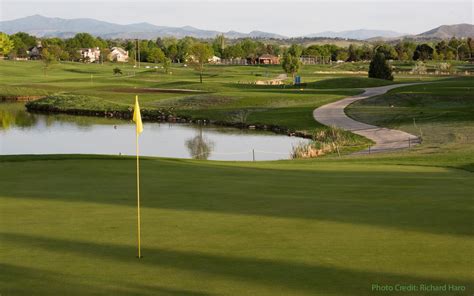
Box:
[313, 84, 421, 153]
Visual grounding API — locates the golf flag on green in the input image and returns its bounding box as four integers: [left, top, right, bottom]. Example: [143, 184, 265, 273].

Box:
[133, 95, 143, 134]
[133, 95, 143, 258]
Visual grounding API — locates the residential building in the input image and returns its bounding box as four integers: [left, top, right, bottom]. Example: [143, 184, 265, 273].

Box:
[79, 47, 101, 63]
[258, 54, 280, 65]
[108, 47, 129, 62]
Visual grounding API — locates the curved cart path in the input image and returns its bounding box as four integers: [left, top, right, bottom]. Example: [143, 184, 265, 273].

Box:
[313, 84, 421, 153]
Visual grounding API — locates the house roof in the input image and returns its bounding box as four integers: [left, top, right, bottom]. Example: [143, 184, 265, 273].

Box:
[259, 54, 278, 59]
[110, 47, 128, 55]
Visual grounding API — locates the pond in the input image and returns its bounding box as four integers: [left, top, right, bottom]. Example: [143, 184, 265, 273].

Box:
[0, 103, 309, 161]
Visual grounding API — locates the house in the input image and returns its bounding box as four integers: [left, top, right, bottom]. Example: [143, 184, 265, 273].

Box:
[208, 55, 221, 64]
[79, 47, 101, 63]
[258, 54, 280, 65]
[28, 41, 43, 60]
[108, 47, 129, 62]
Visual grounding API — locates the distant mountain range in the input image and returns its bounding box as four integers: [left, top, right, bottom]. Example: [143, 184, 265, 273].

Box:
[305, 29, 404, 40]
[1, 15, 473, 41]
[0, 15, 287, 39]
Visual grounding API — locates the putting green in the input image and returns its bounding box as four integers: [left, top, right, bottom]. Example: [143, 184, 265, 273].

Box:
[1, 155, 473, 295]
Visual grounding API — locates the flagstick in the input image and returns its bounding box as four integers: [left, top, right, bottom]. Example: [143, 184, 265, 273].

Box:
[136, 131, 142, 258]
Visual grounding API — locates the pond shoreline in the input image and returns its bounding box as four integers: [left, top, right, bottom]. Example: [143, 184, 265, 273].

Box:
[1, 95, 44, 102]
[25, 104, 314, 140]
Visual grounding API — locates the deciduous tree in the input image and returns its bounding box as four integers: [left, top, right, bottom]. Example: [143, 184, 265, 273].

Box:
[189, 43, 213, 83]
[0, 33, 14, 57]
[282, 50, 301, 79]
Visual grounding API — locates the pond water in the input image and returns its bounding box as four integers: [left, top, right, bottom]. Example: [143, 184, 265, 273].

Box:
[0, 103, 309, 161]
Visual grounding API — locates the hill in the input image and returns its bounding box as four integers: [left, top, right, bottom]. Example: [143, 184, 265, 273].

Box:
[0, 15, 287, 39]
[416, 23, 474, 39]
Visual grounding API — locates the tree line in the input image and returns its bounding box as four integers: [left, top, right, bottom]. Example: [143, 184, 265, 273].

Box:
[1, 31, 473, 81]
[1, 31, 473, 63]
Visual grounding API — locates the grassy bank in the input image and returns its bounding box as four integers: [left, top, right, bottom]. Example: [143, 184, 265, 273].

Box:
[0, 154, 473, 295]
[346, 76, 474, 170]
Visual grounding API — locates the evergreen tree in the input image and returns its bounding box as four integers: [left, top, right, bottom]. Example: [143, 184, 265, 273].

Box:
[368, 52, 393, 80]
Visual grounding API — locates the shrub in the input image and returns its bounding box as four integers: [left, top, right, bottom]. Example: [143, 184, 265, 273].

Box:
[291, 127, 355, 159]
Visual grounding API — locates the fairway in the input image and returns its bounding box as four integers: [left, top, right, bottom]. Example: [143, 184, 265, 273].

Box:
[1, 155, 473, 295]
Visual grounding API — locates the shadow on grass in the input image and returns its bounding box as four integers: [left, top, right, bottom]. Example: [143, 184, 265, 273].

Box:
[1, 263, 214, 296]
[0, 156, 472, 237]
[2, 232, 472, 295]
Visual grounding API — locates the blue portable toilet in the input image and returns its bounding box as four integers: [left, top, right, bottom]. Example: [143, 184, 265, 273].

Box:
[294, 75, 301, 85]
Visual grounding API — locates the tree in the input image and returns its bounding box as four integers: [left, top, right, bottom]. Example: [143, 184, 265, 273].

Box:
[177, 37, 195, 63]
[69, 33, 98, 48]
[445, 51, 455, 61]
[162, 57, 171, 74]
[282, 50, 301, 79]
[11, 32, 36, 58]
[41, 48, 58, 76]
[375, 44, 398, 60]
[223, 44, 243, 59]
[0, 33, 14, 57]
[45, 44, 65, 62]
[189, 43, 213, 83]
[413, 44, 433, 61]
[347, 44, 359, 61]
[467, 37, 473, 59]
[368, 52, 393, 81]
[287, 44, 303, 57]
[394, 41, 416, 61]
[265, 43, 280, 56]
[336, 50, 349, 62]
[240, 39, 258, 63]
[212, 34, 225, 58]
[147, 47, 165, 64]
[148, 47, 167, 73]
[167, 43, 178, 62]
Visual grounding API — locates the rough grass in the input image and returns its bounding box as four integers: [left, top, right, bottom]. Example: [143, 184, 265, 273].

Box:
[26, 94, 127, 111]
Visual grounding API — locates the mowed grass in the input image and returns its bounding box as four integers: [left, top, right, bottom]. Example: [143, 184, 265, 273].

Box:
[0, 155, 473, 296]
[346, 76, 474, 170]
[0, 60, 439, 136]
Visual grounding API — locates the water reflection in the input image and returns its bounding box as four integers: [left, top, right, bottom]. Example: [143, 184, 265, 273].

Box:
[0, 102, 125, 130]
[186, 128, 215, 160]
[0, 103, 37, 129]
[0, 103, 309, 161]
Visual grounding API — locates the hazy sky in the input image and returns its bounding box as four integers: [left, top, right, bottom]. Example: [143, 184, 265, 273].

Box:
[1, 0, 472, 36]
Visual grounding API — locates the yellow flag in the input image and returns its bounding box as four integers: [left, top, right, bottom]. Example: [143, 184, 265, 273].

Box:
[133, 95, 143, 134]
